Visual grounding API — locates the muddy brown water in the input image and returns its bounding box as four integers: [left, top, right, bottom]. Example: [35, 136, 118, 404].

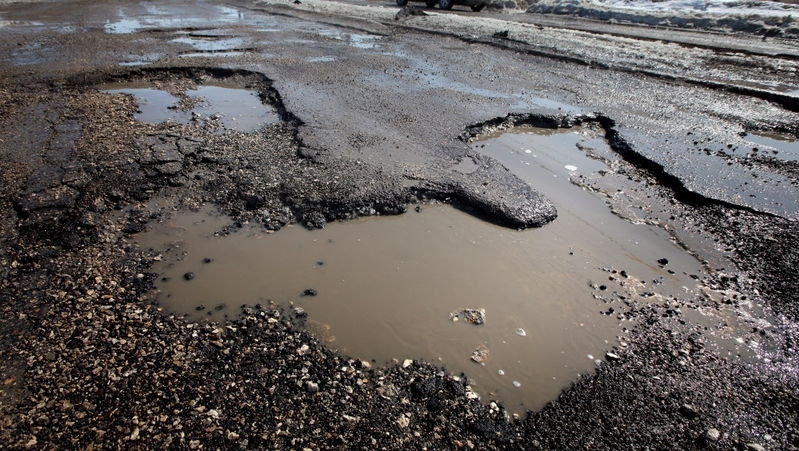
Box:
[137, 125, 713, 413]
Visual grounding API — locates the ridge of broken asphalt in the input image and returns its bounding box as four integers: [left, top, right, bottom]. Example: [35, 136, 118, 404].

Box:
[239, 0, 799, 221]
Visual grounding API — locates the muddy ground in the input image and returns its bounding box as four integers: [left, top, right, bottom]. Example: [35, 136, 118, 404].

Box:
[1, 0, 798, 449]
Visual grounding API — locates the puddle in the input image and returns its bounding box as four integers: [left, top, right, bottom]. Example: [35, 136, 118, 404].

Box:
[9, 40, 54, 66]
[304, 26, 381, 49]
[470, 127, 704, 295]
[100, 82, 279, 132]
[118, 53, 161, 67]
[171, 34, 248, 52]
[745, 131, 799, 162]
[138, 204, 625, 414]
[136, 126, 716, 414]
[305, 56, 337, 63]
[104, 5, 244, 34]
[452, 156, 479, 174]
[179, 51, 246, 59]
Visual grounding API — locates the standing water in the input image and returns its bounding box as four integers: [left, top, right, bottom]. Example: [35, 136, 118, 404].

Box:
[137, 126, 707, 413]
[101, 81, 279, 132]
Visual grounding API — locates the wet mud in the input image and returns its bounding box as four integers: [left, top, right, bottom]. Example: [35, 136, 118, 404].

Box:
[1, 0, 798, 450]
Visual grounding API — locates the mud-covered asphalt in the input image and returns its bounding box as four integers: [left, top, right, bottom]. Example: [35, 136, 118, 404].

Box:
[1, 0, 798, 449]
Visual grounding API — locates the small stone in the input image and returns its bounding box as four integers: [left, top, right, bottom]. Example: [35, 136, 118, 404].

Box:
[456, 308, 486, 325]
[605, 352, 621, 361]
[402, 359, 413, 368]
[202, 257, 213, 264]
[471, 345, 490, 364]
[745, 444, 766, 451]
[306, 381, 319, 393]
[657, 258, 669, 266]
[705, 428, 720, 441]
[183, 272, 195, 281]
[301, 288, 318, 297]
[397, 414, 410, 428]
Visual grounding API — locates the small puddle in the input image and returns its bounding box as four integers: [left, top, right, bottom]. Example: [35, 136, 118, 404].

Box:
[118, 53, 161, 67]
[745, 131, 799, 162]
[100, 81, 279, 132]
[104, 5, 243, 34]
[305, 56, 337, 63]
[171, 33, 249, 52]
[452, 156, 479, 174]
[307, 26, 381, 49]
[136, 127, 715, 414]
[469, 126, 704, 301]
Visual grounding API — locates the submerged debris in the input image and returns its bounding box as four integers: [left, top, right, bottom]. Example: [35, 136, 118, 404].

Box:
[451, 308, 487, 325]
[471, 345, 491, 364]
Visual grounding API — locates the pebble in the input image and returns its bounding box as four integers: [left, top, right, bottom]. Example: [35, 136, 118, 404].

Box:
[705, 428, 720, 441]
[397, 414, 410, 428]
[183, 272, 195, 281]
[306, 381, 319, 393]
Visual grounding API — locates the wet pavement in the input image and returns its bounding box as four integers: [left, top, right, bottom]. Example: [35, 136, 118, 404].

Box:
[1, 0, 798, 449]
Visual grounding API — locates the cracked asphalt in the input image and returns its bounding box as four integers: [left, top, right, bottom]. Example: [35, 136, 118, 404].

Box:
[0, 0, 798, 449]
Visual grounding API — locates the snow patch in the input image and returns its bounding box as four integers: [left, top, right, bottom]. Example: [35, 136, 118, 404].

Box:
[527, 0, 799, 36]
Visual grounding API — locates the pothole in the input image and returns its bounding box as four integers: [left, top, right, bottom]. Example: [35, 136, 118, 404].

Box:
[137, 203, 624, 414]
[744, 130, 799, 162]
[170, 30, 254, 57]
[99, 74, 281, 132]
[103, 5, 244, 35]
[132, 123, 738, 414]
[468, 123, 772, 355]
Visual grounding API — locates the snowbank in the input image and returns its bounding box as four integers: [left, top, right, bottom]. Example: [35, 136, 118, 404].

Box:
[527, 0, 799, 36]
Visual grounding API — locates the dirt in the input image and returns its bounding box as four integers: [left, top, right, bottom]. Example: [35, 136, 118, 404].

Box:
[0, 0, 798, 450]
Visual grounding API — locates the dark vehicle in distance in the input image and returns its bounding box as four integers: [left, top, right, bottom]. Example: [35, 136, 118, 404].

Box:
[396, 0, 487, 12]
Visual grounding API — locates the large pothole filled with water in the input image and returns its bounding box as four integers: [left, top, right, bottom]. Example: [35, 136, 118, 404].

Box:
[98, 69, 283, 133]
[134, 121, 723, 414]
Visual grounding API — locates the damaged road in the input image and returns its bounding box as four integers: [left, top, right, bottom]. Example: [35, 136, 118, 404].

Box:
[1, 0, 798, 449]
